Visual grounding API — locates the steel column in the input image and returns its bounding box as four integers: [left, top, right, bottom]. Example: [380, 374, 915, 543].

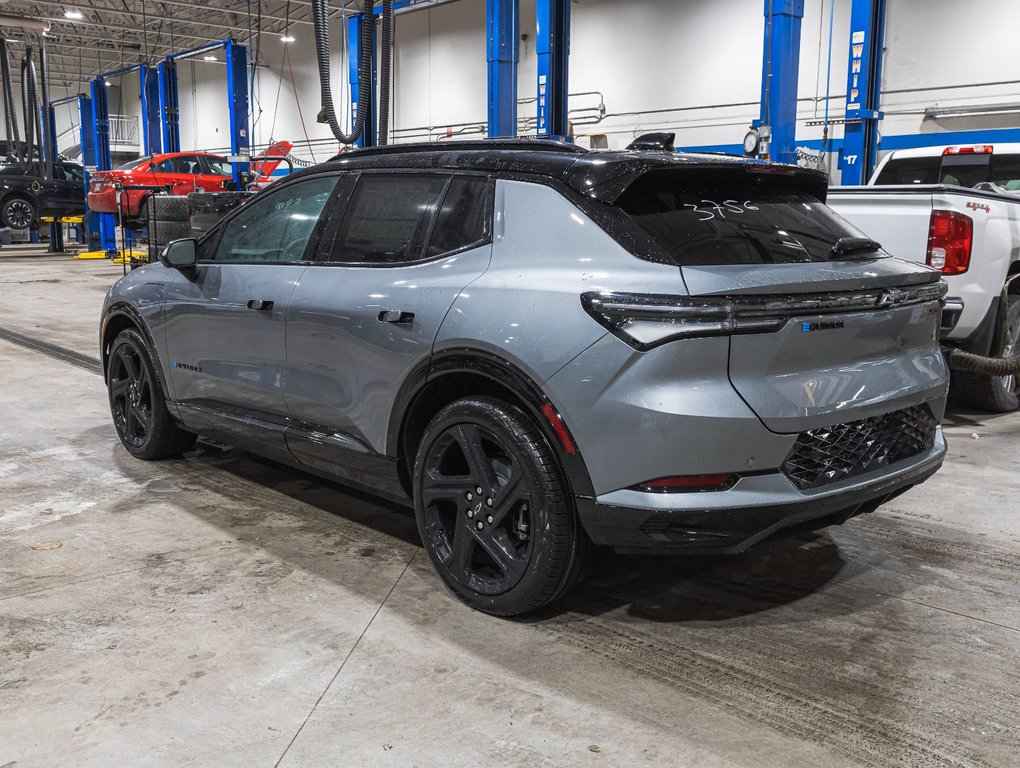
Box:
[347, 13, 377, 148]
[139, 65, 163, 155]
[758, 0, 804, 164]
[535, 0, 569, 140]
[89, 77, 116, 252]
[224, 40, 250, 188]
[486, 0, 518, 137]
[157, 60, 180, 154]
[840, 0, 886, 184]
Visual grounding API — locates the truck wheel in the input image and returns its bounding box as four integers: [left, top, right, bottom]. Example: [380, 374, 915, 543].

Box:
[413, 396, 590, 616]
[954, 295, 1020, 413]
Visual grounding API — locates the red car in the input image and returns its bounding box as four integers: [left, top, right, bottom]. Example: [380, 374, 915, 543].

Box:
[87, 141, 292, 218]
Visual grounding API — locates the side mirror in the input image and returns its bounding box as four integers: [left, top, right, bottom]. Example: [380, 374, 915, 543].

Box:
[160, 238, 198, 269]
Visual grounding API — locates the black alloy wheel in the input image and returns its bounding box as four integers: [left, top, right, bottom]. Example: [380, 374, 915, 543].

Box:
[109, 340, 154, 449]
[107, 329, 196, 459]
[420, 422, 535, 595]
[414, 396, 589, 616]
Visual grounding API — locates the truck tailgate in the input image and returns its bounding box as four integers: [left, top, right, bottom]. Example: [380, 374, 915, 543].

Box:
[826, 189, 934, 264]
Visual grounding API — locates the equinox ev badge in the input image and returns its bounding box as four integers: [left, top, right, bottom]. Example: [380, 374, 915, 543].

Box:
[801, 320, 846, 332]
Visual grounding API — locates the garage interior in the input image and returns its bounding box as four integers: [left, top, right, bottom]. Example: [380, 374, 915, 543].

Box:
[1, 1, 1019, 766]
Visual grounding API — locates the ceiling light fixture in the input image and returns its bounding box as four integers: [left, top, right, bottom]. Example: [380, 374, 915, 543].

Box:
[64, 9, 84, 19]
[280, 34, 295, 43]
[203, 55, 217, 61]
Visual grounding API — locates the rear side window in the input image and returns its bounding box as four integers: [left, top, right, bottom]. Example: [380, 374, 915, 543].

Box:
[873, 157, 940, 185]
[330, 174, 447, 264]
[615, 169, 871, 266]
[426, 177, 492, 258]
[990, 154, 1020, 190]
[117, 157, 149, 172]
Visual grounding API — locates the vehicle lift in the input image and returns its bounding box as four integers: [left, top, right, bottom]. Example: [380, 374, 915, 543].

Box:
[82, 38, 250, 255]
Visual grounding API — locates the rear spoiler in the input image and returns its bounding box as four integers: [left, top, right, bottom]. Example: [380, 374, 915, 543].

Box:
[562, 155, 830, 205]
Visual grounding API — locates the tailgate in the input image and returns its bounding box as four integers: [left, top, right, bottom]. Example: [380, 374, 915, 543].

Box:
[683, 263, 947, 433]
[826, 188, 934, 264]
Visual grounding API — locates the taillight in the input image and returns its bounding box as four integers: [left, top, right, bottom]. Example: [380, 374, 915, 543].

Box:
[926, 210, 972, 274]
[632, 474, 737, 493]
[942, 145, 993, 155]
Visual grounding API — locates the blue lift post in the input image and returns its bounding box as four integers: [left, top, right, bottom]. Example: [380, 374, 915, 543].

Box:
[839, 0, 887, 185]
[157, 60, 181, 153]
[140, 65, 163, 156]
[347, 13, 377, 148]
[486, 0, 519, 137]
[157, 39, 249, 186]
[758, 0, 804, 165]
[535, 0, 570, 140]
[89, 76, 117, 252]
[48, 95, 94, 246]
[224, 40, 251, 188]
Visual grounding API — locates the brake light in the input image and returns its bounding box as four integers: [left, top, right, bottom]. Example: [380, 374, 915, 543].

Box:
[942, 145, 993, 155]
[633, 474, 737, 493]
[926, 210, 972, 274]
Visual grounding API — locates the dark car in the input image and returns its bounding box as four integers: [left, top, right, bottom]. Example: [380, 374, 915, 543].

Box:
[0, 161, 86, 230]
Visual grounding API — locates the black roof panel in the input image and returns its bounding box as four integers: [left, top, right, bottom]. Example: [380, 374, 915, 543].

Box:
[313, 140, 829, 204]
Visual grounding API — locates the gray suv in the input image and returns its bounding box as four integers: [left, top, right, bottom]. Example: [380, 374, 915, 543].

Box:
[101, 138, 949, 615]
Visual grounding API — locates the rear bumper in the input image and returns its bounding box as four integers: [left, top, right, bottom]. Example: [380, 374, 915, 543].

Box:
[87, 188, 145, 216]
[575, 430, 946, 554]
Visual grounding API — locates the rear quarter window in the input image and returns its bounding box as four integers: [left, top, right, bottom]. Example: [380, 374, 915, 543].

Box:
[615, 168, 872, 266]
[873, 157, 940, 185]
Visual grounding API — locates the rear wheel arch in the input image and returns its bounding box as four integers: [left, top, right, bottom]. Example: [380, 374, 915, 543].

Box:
[393, 350, 595, 501]
[1007, 260, 1020, 294]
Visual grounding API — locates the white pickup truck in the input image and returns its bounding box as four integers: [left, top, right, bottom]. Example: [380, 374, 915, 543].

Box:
[828, 143, 1020, 412]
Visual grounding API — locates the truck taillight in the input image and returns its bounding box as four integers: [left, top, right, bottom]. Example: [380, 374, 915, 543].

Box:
[942, 145, 993, 155]
[926, 210, 972, 275]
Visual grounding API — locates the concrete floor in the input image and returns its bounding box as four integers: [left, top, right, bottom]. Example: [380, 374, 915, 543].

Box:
[1, 249, 1019, 768]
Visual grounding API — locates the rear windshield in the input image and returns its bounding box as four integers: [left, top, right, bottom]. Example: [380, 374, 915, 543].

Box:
[615, 169, 871, 266]
[874, 157, 940, 185]
[116, 157, 150, 171]
[875, 152, 1020, 189]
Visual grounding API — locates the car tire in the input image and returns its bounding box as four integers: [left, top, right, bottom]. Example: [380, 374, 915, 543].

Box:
[954, 294, 1020, 413]
[107, 328, 196, 459]
[413, 396, 590, 616]
[1, 195, 37, 229]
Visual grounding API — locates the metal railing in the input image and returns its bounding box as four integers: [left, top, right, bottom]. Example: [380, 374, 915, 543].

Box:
[109, 114, 139, 147]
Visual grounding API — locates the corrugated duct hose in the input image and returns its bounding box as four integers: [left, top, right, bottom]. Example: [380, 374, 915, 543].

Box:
[943, 276, 1020, 375]
[19, 50, 43, 165]
[377, 0, 393, 145]
[313, 0, 381, 146]
[20, 52, 35, 162]
[0, 39, 21, 160]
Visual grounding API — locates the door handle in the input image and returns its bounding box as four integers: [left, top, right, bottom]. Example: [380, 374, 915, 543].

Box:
[378, 310, 415, 324]
[247, 299, 275, 311]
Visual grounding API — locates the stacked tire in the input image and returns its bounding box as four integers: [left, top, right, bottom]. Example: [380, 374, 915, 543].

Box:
[141, 195, 191, 262]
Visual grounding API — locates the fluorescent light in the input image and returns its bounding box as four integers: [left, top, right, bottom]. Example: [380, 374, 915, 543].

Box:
[64, 9, 84, 19]
[280, 35, 295, 43]
[203, 55, 217, 61]
[104, 81, 111, 86]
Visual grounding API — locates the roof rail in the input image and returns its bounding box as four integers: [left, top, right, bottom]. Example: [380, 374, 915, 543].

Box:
[331, 138, 588, 160]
